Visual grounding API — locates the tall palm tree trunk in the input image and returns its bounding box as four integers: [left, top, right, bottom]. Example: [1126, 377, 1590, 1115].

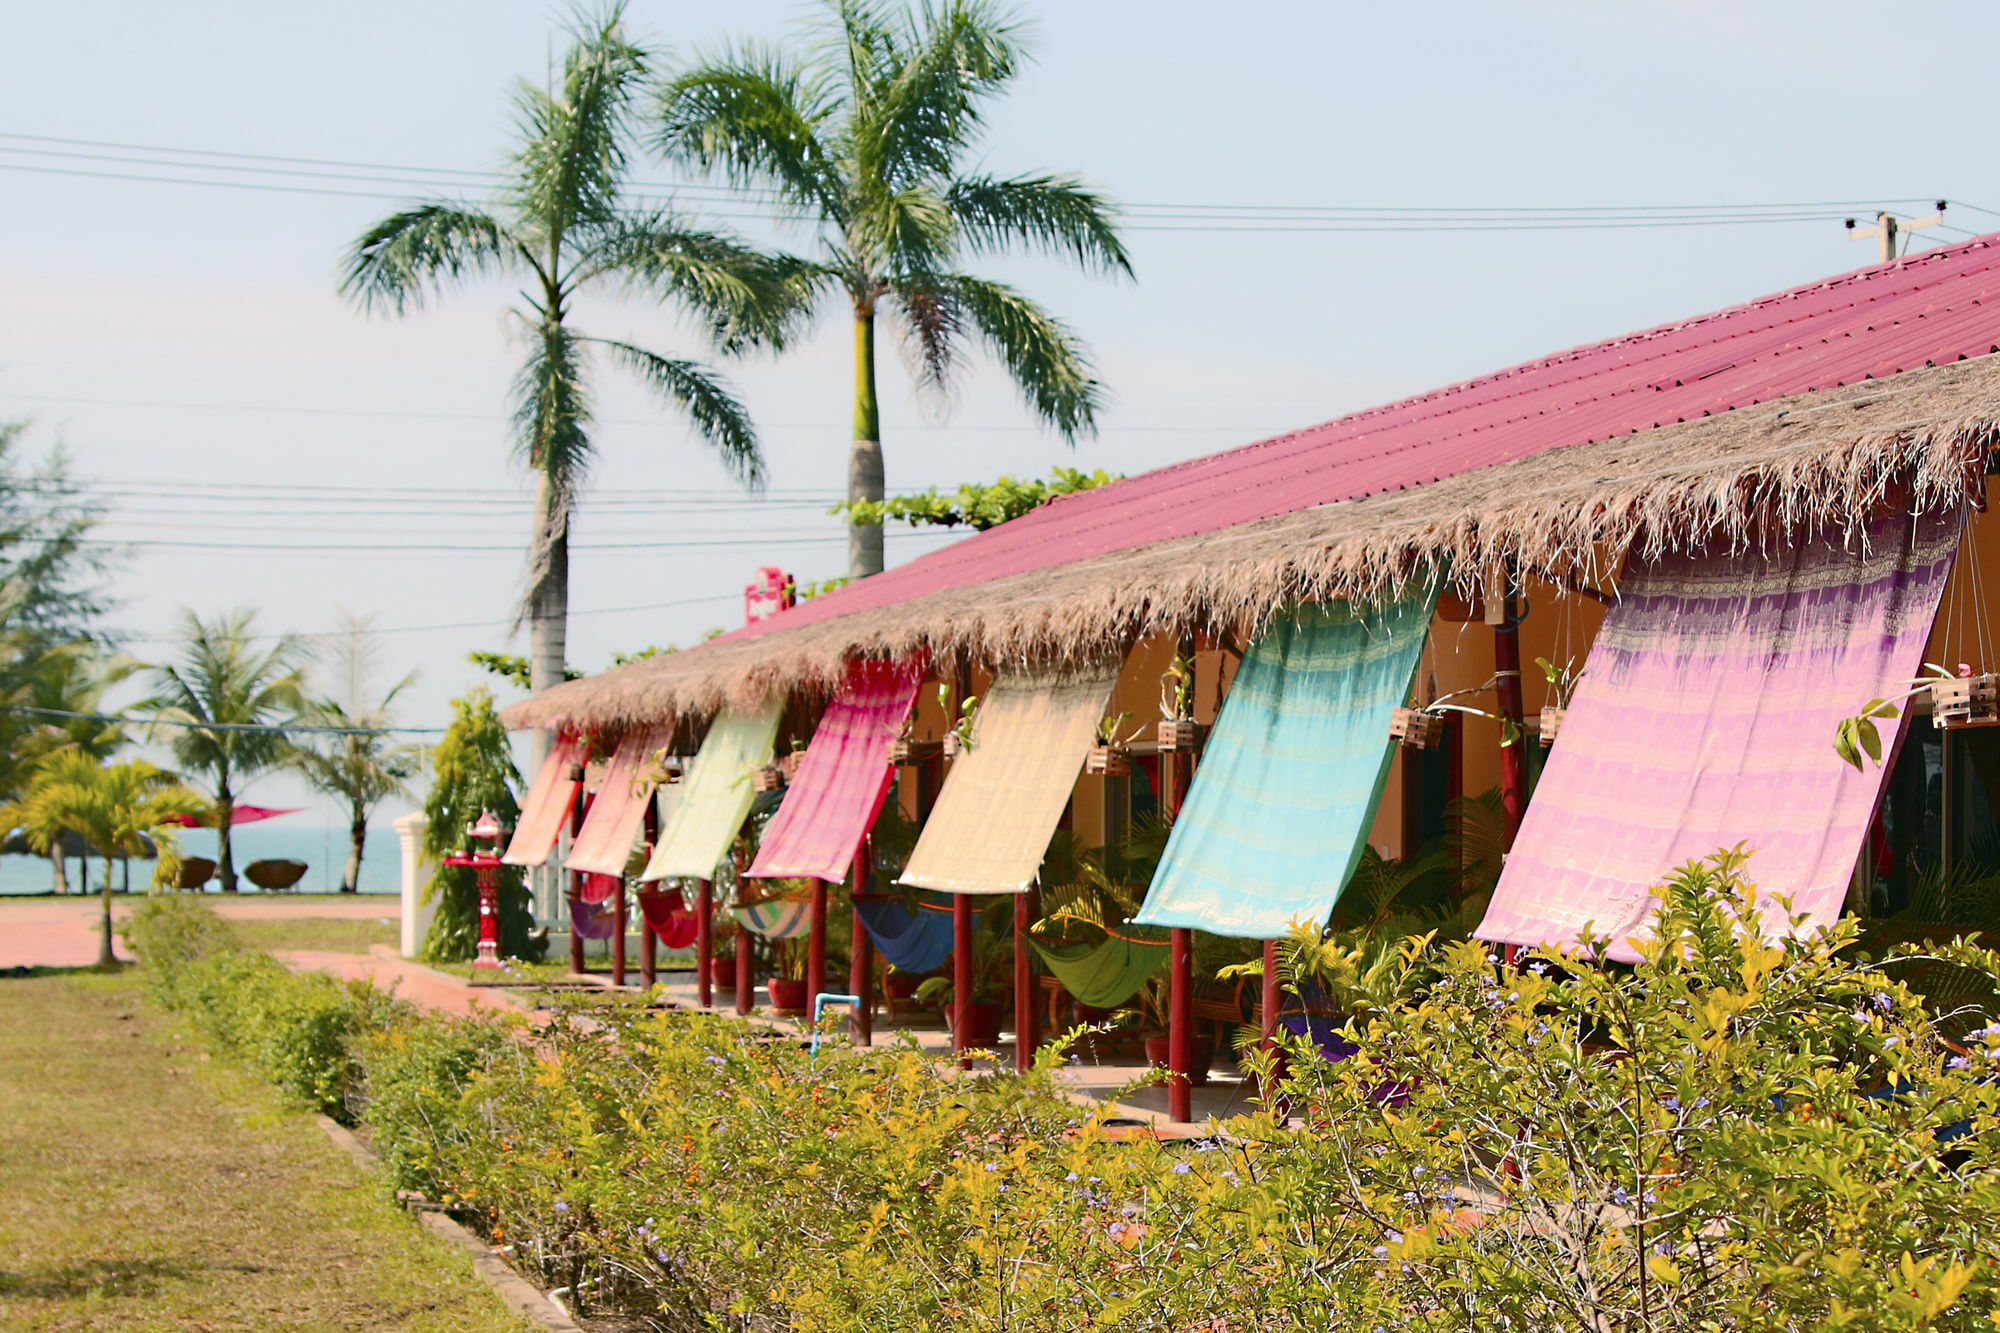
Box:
[98, 853, 115, 967]
[343, 808, 366, 893]
[849, 304, 885, 580]
[215, 786, 237, 892]
[49, 845, 67, 894]
[529, 474, 571, 695]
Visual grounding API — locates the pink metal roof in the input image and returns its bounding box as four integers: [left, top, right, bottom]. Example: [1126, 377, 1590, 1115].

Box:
[734, 234, 2000, 641]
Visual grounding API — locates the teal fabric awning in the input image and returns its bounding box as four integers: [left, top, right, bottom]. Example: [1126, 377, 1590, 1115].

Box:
[1135, 590, 1439, 938]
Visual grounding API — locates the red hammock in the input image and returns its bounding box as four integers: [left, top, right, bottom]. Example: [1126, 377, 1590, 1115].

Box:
[637, 889, 699, 949]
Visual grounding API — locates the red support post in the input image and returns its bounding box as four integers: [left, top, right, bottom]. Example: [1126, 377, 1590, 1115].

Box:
[568, 787, 588, 976]
[849, 846, 874, 1048]
[639, 890, 657, 990]
[1013, 888, 1035, 1073]
[611, 878, 627, 988]
[695, 878, 713, 1008]
[1169, 926, 1193, 1122]
[953, 892, 973, 1068]
[1491, 573, 1528, 850]
[807, 878, 828, 1022]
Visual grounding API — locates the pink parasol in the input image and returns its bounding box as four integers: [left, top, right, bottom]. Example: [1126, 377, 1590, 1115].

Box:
[162, 804, 304, 829]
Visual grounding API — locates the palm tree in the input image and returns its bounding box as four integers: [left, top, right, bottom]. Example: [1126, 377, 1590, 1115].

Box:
[13, 642, 139, 893]
[138, 609, 306, 893]
[656, 0, 1131, 579]
[291, 614, 420, 893]
[340, 3, 808, 696]
[4, 751, 208, 967]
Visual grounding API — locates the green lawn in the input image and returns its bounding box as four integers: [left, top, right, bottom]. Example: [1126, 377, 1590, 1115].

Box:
[0, 967, 530, 1332]
[229, 916, 399, 955]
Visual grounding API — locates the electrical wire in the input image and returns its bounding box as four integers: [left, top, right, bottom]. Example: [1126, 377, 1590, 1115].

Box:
[4, 703, 445, 736]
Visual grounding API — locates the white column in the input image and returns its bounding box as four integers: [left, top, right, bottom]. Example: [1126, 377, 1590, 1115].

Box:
[394, 812, 435, 959]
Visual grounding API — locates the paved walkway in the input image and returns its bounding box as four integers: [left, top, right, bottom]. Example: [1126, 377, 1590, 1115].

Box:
[0, 893, 395, 969]
[278, 948, 539, 1019]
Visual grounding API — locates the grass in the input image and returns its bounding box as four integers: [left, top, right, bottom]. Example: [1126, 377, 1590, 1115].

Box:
[229, 916, 398, 955]
[0, 967, 531, 1332]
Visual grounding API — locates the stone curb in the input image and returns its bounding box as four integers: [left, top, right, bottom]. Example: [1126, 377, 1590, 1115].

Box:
[314, 1115, 583, 1333]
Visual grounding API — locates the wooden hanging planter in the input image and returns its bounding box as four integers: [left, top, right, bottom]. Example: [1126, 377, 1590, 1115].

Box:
[781, 749, 806, 779]
[1156, 718, 1205, 753]
[751, 764, 787, 793]
[1389, 708, 1445, 750]
[1538, 706, 1566, 747]
[886, 736, 937, 765]
[942, 732, 967, 760]
[1933, 674, 2000, 730]
[1086, 745, 1132, 777]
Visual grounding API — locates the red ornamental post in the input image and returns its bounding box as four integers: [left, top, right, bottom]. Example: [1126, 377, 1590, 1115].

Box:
[695, 878, 714, 1008]
[442, 809, 508, 969]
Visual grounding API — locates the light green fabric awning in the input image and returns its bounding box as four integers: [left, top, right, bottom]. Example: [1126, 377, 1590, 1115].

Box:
[640, 703, 782, 882]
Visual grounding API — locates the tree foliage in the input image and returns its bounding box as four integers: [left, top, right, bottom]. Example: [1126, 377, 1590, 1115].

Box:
[830, 465, 1119, 531]
[292, 615, 422, 893]
[419, 689, 532, 962]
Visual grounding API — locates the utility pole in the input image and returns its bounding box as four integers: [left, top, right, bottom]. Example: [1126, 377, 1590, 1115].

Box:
[1847, 202, 1947, 263]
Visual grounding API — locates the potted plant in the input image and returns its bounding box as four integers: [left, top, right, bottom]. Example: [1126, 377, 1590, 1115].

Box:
[781, 738, 808, 779]
[766, 936, 808, 1015]
[751, 761, 787, 793]
[938, 684, 980, 759]
[1156, 652, 1204, 753]
[709, 911, 740, 990]
[1388, 706, 1446, 750]
[910, 899, 1011, 1044]
[1119, 973, 1216, 1086]
[1087, 712, 1139, 776]
[1534, 655, 1581, 747]
[1835, 663, 1995, 770]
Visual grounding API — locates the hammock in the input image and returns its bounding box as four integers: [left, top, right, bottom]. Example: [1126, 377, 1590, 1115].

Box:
[636, 889, 698, 949]
[852, 891, 956, 973]
[735, 899, 812, 940]
[1030, 926, 1169, 1010]
[568, 894, 621, 941]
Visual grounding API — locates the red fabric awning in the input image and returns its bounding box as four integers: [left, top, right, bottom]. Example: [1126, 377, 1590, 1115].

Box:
[501, 732, 589, 867]
[566, 727, 671, 877]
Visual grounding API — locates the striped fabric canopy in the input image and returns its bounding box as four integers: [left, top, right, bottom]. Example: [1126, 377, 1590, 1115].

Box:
[566, 727, 670, 876]
[900, 665, 1122, 895]
[748, 657, 926, 883]
[501, 732, 588, 867]
[1478, 505, 1961, 962]
[1136, 591, 1439, 938]
[640, 703, 782, 882]
[736, 899, 812, 939]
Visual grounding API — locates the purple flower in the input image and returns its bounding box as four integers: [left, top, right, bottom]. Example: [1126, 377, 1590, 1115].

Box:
[1172, 1162, 1192, 1175]
[554, 1200, 569, 1213]
[1875, 993, 1895, 1012]
[1949, 1056, 1971, 1070]
[1064, 1171, 1079, 1182]
[704, 1054, 727, 1066]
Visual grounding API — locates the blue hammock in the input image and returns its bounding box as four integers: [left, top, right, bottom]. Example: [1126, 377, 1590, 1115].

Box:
[852, 890, 956, 973]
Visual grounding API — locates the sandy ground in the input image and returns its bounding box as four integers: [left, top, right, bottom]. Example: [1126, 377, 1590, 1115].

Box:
[0, 893, 394, 969]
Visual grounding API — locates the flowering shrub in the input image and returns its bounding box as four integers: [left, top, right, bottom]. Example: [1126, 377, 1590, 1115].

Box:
[127, 856, 2000, 1330]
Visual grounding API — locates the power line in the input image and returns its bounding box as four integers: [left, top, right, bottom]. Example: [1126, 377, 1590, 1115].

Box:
[103, 590, 746, 644]
[6, 704, 446, 736]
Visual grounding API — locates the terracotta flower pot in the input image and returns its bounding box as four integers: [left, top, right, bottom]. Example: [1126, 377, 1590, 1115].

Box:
[766, 977, 808, 1016]
[708, 956, 737, 990]
[884, 971, 921, 1001]
[1143, 1030, 1216, 1086]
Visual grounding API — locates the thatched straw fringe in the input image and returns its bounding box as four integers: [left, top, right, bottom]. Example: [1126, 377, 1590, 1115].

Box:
[506, 355, 2000, 733]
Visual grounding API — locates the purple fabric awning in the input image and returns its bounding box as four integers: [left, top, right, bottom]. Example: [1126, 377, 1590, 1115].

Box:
[1477, 504, 1962, 961]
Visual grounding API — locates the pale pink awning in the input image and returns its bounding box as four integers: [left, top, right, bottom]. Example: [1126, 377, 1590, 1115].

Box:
[748, 657, 926, 883]
[566, 727, 671, 877]
[501, 732, 589, 867]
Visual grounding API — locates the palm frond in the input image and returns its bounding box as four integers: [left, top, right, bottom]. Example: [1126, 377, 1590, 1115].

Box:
[859, 0, 1019, 189]
[655, 44, 843, 215]
[338, 204, 522, 314]
[580, 211, 824, 351]
[945, 273, 1103, 440]
[849, 181, 956, 279]
[509, 2, 650, 234]
[135, 609, 306, 792]
[947, 173, 1131, 277]
[592, 338, 763, 488]
[511, 320, 594, 482]
[887, 271, 964, 394]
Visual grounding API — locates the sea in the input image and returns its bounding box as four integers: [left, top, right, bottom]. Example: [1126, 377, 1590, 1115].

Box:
[0, 823, 404, 896]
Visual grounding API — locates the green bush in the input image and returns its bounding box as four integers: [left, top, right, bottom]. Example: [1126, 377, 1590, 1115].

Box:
[128, 865, 2000, 1330]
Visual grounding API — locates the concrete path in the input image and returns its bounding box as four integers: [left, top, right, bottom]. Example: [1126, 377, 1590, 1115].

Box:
[279, 946, 536, 1019]
[0, 894, 396, 969]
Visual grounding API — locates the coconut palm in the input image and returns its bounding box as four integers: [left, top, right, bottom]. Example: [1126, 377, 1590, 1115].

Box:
[340, 3, 808, 695]
[138, 609, 306, 893]
[291, 614, 421, 893]
[4, 751, 208, 966]
[657, 0, 1131, 579]
[10, 641, 140, 892]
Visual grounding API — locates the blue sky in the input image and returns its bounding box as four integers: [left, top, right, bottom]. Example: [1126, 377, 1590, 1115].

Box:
[3, 0, 1996, 821]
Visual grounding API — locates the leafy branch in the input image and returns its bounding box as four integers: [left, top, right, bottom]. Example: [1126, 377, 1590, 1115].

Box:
[829, 466, 1119, 532]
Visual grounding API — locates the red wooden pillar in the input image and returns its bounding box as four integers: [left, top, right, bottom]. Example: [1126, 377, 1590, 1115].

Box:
[638, 800, 660, 989]
[1161, 727, 1197, 1124]
[1013, 888, 1036, 1073]
[953, 892, 973, 1068]
[849, 845, 874, 1047]
[807, 878, 828, 1021]
[1491, 570, 1528, 850]
[733, 862, 753, 1015]
[612, 878, 627, 987]
[695, 879, 713, 1008]
[567, 784, 588, 976]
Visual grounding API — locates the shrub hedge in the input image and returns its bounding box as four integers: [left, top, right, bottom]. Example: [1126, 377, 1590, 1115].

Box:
[123, 860, 2000, 1331]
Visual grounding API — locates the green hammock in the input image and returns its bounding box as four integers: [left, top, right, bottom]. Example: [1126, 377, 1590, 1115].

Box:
[1030, 927, 1169, 1010]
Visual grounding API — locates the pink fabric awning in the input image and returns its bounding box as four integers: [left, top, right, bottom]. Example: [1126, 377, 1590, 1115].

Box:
[1476, 504, 1962, 962]
[748, 657, 926, 883]
[162, 804, 302, 828]
[566, 727, 671, 877]
[501, 732, 589, 867]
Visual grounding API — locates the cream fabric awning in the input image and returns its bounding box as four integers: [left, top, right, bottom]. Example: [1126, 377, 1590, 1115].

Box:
[639, 703, 782, 882]
[899, 665, 1121, 895]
